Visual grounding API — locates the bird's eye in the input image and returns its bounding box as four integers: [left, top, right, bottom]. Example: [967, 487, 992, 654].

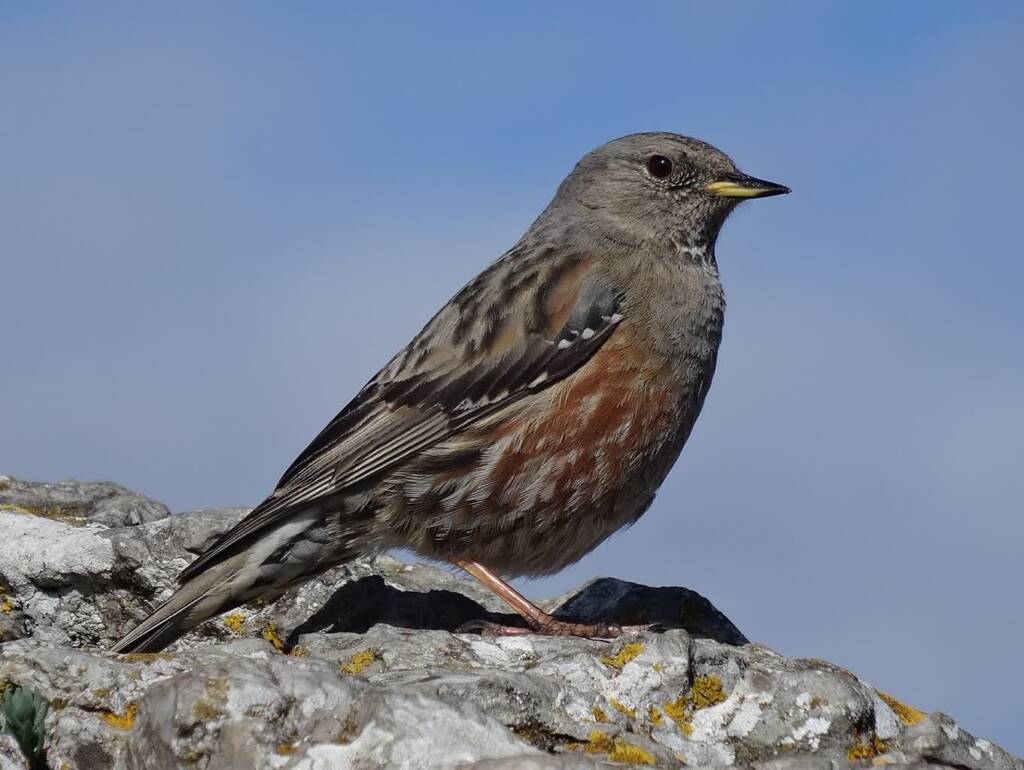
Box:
[646, 155, 673, 179]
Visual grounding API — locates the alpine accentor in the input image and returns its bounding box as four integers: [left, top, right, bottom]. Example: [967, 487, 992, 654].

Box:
[113, 132, 788, 652]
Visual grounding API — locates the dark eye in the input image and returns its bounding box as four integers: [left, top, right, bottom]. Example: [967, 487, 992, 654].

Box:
[646, 155, 673, 179]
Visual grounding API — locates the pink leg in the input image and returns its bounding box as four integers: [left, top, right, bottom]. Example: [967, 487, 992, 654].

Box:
[455, 559, 649, 638]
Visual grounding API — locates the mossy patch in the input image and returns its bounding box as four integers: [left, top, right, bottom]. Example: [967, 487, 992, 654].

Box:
[877, 690, 926, 726]
[222, 612, 246, 634]
[101, 702, 137, 730]
[340, 649, 379, 675]
[664, 674, 728, 737]
[600, 641, 644, 670]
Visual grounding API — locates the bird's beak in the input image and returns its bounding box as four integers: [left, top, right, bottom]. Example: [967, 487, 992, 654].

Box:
[703, 173, 790, 199]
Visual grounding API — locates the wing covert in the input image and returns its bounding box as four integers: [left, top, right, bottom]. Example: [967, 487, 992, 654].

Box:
[177, 258, 623, 583]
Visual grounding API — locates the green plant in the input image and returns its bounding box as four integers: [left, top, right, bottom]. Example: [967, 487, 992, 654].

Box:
[1, 684, 49, 769]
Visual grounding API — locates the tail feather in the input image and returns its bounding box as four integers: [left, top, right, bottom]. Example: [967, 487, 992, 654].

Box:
[112, 553, 251, 653]
[112, 505, 331, 653]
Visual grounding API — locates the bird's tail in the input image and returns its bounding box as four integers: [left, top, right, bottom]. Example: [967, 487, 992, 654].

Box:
[112, 506, 334, 654]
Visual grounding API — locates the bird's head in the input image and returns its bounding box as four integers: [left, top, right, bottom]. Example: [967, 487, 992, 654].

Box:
[549, 132, 789, 250]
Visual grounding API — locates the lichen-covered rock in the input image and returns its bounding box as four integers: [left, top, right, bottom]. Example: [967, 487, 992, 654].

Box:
[0, 477, 169, 528]
[0, 479, 1019, 770]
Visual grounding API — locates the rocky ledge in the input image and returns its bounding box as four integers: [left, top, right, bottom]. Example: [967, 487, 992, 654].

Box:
[0, 477, 1019, 770]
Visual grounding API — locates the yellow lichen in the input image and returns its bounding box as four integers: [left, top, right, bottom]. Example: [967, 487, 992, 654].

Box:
[609, 698, 636, 719]
[847, 734, 889, 760]
[664, 674, 728, 737]
[583, 731, 614, 753]
[223, 612, 246, 633]
[1, 598, 13, 614]
[262, 623, 285, 652]
[183, 750, 203, 764]
[579, 731, 655, 765]
[608, 741, 657, 766]
[591, 706, 609, 723]
[648, 705, 664, 726]
[289, 645, 308, 657]
[664, 697, 695, 737]
[101, 702, 137, 730]
[92, 688, 111, 699]
[340, 649, 379, 675]
[600, 641, 644, 670]
[689, 674, 727, 709]
[275, 743, 297, 755]
[876, 690, 926, 726]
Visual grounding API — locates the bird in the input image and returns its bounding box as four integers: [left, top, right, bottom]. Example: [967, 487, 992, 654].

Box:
[112, 132, 788, 653]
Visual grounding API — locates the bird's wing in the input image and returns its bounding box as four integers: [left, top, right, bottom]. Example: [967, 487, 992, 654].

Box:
[178, 252, 624, 583]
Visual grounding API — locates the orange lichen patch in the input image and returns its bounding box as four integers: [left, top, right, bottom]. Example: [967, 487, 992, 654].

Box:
[223, 612, 246, 634]
[275, 743, 298, 756]
[876, 691, 926, 726]
[101, 702, 137, 730]
[847, 734, 889, 760]
[601, 641, 644, 670]
[340, 649, 379, 675]
[262, 624, 285, 652]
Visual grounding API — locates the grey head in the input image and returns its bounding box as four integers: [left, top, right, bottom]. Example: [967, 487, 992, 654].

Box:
[540, 132, 789, 250]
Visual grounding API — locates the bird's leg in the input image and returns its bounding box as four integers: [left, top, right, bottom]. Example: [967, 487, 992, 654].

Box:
[454, 559, 643, 638]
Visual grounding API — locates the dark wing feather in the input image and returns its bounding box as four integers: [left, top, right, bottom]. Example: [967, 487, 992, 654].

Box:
[178, 257, 622, 583]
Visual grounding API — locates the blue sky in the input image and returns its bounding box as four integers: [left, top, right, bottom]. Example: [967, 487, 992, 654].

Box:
[2, 1, 1022, 753]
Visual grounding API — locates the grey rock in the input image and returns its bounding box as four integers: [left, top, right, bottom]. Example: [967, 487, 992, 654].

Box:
[0, 480, 1019, 770]
[0, 476, 169, 528]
